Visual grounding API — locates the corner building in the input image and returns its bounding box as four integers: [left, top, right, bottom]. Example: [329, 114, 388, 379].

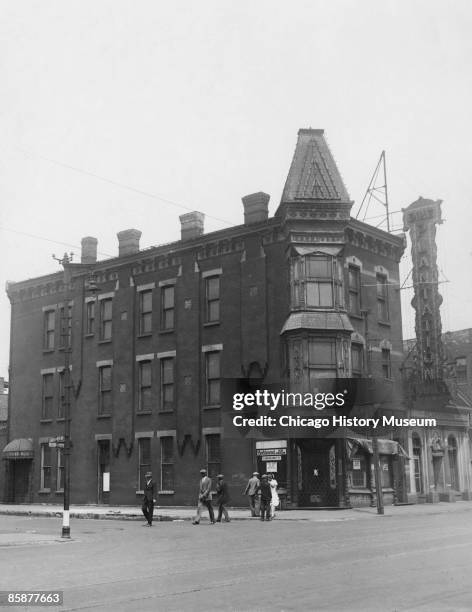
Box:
[4, 129, 406, 508]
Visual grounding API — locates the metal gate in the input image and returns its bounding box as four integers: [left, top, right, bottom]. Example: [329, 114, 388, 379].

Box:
[297, 439, 338, 507]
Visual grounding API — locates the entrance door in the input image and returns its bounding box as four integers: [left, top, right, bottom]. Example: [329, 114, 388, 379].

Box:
[297, 439, 338, 507]
[10, 460, 31, 502]
[97, 440, 110, 504]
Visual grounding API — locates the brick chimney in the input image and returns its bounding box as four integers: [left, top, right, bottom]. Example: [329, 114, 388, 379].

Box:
[81, 236, 98, 264]
[117, 229, 142, 256]
[242, 192, 270, 224]
[179, 212, 205, 241]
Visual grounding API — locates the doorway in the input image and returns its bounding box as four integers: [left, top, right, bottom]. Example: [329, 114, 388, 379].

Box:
[97, 440, 110, 504]
[297, 439, 338, 507]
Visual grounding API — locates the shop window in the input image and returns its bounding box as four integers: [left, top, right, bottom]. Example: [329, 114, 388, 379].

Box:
[138, 361, 152, 412]
[139, 290, 153, 335]
[350, 453, 367, 488]
[161, 286, 175, 330]
[206, 434, 221, 481]
[42, 373, 54, 420]
[138, 438, 151, 491]
[160, 437, 174, 491]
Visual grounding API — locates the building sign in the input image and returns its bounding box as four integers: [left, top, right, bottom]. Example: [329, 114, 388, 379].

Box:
[353, 459, 361, 470]
[262, 455, 282, 462]
[266, 462, 278, 473]
[256, 448, 286, 456]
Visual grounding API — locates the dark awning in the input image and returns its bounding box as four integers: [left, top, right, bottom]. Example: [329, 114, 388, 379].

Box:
[347, 437, 410, 459]
[2, 438, 34, 459]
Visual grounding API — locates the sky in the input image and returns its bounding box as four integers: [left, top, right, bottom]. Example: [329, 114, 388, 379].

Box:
[1, 0, 472, 380]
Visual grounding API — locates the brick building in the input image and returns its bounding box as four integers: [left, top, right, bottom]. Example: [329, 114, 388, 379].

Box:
[4, 129, 408, 508]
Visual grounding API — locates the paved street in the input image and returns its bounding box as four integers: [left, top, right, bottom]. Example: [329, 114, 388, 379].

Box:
[1, 506, 472, 612]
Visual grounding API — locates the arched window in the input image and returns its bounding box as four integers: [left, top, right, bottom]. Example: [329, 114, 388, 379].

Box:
[412, 434, 423, 494]
[447, 436, 459, 491]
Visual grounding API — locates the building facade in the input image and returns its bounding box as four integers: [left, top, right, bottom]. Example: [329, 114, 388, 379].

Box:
[4, 129, 409, 508]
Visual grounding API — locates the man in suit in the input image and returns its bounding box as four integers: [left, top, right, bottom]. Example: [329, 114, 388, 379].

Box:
[192, 468, 215, 525]
[142, 471, 155, 527]
[258, 474, 272, 522]
[244, 471, 260, 517]
[215, 474, 230, 523]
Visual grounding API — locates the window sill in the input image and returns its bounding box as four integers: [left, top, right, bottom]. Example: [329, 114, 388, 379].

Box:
[57, 417, 65, 422]
[136, 490, 144, 495]
[203, 405, 221, 410]
[158, 490, 175, 495]
[203, 321, 220, 328]
[98, 339, 112, 344]
[84, 333, 94, 339]
[348, 487, 370, 494]
[137, 333, 152, 339]
[38, 489, 51, 494]
[158, 409, 174, 414]
[378, 320, 391, 327]
[42, 349, 55, 354]
[159, 329, 175, 335]
[136, 410, 152, 416]
[349, 313, 364, 321]
[55, 490, 64, 495]
[40, 419, 53, 424]
[97, 414, 112, 419]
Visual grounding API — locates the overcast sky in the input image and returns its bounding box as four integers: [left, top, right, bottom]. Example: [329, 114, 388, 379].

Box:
[1, 1, 471, 380]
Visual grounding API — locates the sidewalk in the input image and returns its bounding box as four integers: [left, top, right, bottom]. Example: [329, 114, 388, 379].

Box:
[1, 500, 472, 522]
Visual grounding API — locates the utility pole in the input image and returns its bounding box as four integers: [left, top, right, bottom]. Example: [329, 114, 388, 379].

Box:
[361, 308, 384, 515]
[53, 252, 74, 538]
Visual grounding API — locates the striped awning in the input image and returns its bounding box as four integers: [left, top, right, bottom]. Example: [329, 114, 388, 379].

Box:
[2, 438, 34, 459]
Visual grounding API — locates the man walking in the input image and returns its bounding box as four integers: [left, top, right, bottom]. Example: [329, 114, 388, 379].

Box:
[258, 474, 272, 522]
[192, 468, 215, 525]
[141, 471, 155, 527]
[215, 474, 230, 523]
[244, 471, 260, 517]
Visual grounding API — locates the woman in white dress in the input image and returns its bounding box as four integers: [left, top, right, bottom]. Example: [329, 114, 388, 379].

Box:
[268, 473, 279, 519]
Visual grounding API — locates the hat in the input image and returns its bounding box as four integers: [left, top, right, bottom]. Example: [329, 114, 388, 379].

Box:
[217, 474, 224, 479]
[145, 471, 152, 477]
[253, 472, 259, 476]
[200, 468, 207, 474]
[261, 474, 268, 479]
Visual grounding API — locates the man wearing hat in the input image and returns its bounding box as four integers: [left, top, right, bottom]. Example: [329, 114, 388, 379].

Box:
[215, 474, 230, 523]
[258, 474, 272, 522]
[142, 471, 155, 527]
[244, 471, 260, 517]
[192, 469, 215, 525]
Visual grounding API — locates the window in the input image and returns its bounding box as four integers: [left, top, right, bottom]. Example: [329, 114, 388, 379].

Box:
[138, 361, 152, 412]
[59, 304, 72, 349]
[99, 365, 112, 416]
[206, 276, 220, 322]
[86, 300, 95, 335]
[42, 373, 54, 420]
[99, 298, 113, 341]
[40, 443, 52, 490]
[455, 357, 467, 382]
[448, 436, 459, 490]
[379, 456, 393, 488]
[308, 339, 337, 385]
[44, 310, 55, 350]
[139, 290, 153, 335]
[412, 434, 423, 494]
[350, 453, 367, 488]
[351, 344, 363, 378]
[291, 255, 343, 310]
[160, 437, 174, 491]
[376, 274, 389, 321]
[206, 434, 221, 481]
[348, 265, 361, 315]
[161, 286, 175, 330]
[160, 358, 175, 411]
[58, 370, 65, 419]
[56, 447, 64, 492]
[381, 348, 391, 379]
[138, 438, 151, 491]
[206, 352, 221, 405]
